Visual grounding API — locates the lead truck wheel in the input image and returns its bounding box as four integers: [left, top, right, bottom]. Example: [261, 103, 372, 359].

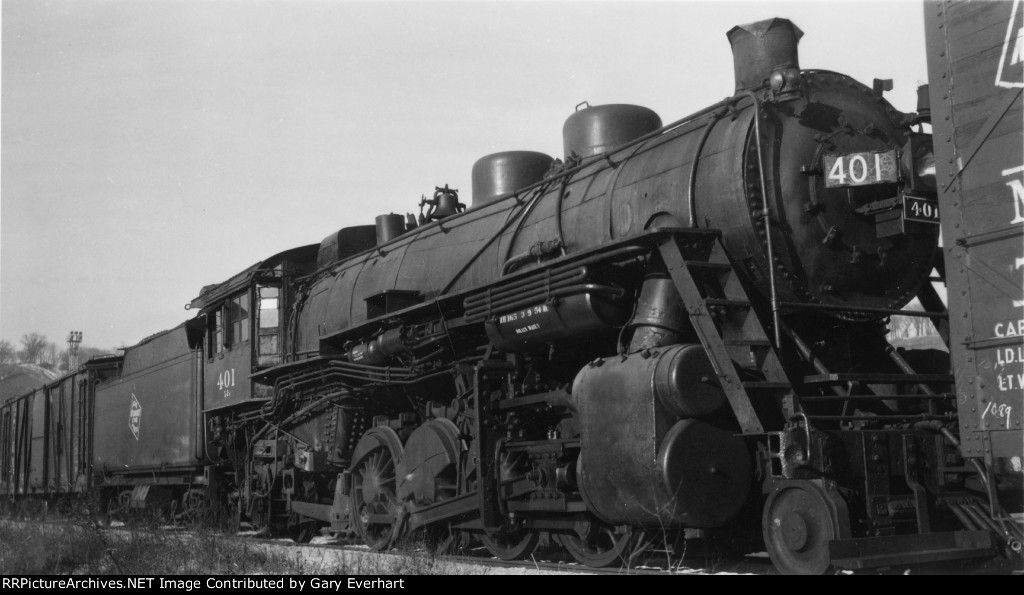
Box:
[763, 481, 844, 575]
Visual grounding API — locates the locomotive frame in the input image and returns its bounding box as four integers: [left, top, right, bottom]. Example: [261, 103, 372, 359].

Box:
[2, 5, 1022, 575]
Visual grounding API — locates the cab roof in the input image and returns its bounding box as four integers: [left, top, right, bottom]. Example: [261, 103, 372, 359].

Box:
[188, 244, 318, 313]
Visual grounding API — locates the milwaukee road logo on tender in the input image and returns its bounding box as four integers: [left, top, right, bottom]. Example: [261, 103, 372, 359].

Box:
[129, 393, 141, 440]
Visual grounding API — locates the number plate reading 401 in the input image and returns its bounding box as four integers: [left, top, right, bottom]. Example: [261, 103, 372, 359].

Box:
[824, 150, 898, 187]
[903, 195, 940, 224]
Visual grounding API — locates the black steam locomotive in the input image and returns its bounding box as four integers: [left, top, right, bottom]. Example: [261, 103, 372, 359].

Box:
[3, 12, 1022, 575]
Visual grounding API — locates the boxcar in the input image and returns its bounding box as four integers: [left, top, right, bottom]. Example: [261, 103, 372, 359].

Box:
[926, 0, 1024, 497]
[0, 357, 121, 501]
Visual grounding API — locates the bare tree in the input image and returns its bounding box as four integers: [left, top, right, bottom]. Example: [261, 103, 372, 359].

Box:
[0, 340, 16, 364]
[53, 345, 111, 371]
[39, 343, 60, 369]
[19, 333, 49, 364]
[888, 316, 914, 340]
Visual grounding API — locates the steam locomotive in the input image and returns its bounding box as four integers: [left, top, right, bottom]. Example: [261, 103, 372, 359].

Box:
[3, 9, 1022, 575]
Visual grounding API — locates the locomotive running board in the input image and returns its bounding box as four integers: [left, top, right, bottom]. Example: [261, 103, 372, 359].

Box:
[829, 530, 996, 570]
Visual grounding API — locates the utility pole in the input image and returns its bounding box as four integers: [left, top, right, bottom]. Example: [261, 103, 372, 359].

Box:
[66, 331, 82, 370]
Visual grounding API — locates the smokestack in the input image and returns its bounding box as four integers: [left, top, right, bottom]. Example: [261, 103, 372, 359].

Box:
[727, 18, 803, 94]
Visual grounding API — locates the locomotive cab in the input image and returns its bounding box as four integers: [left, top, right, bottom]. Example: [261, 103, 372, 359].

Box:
[188, 245, 318, 411]
[193, 265, 260, 410]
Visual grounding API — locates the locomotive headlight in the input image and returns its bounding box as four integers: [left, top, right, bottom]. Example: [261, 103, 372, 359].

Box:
[903, 132, 936, 193]
[769, 66, 803, 101]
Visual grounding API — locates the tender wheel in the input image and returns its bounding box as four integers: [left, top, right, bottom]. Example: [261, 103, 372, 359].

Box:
[177, 488, 205, 523]
[352, 446, 402, 551]
[104, 490, 131, 525]
[480, 526, 540, 561]
[763, 481, 842, 575]
[556, 519, 642, 568]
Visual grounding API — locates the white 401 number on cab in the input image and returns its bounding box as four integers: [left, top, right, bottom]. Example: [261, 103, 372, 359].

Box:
[218, 369, 236, 397]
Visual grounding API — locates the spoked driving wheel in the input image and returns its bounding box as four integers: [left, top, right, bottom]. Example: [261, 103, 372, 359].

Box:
[556, 518, 645, 568]
[763, 480, 846, 575]
[352, 446, 403, 551]
[480, 526, 540, 561]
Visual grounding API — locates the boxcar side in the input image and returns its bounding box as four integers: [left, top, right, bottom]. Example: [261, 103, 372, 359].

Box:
[0, 357, 121, 500]
[0, 391, 34, 497]
[926, 1, 1023, 469]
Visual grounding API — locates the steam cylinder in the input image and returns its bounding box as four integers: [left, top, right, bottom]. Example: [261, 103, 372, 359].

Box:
[572, 348, 749, 528]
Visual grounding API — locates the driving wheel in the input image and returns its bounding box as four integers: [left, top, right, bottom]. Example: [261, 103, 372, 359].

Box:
[352, 446, 403, 550]
[480, 526, 540, 561]
[556, 519, 643, 568]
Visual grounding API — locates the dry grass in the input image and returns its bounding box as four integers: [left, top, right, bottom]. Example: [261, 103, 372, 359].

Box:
[0, 510, 493, 575]
[0, 518, 314, 575]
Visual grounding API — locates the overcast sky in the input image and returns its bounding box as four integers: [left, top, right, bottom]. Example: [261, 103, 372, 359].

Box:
[1, 0, 931, 350]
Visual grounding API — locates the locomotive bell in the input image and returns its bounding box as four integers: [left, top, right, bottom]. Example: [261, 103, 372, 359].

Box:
[727, 18, 803, 94]
[433, 186, 462, 218]
[421, 184, 465, 221]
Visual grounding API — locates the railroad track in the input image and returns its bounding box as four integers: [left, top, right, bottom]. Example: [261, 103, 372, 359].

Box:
[2, 516, 775, 575]
[9, 517, 1016, 574]
[258, 533, 778, 576]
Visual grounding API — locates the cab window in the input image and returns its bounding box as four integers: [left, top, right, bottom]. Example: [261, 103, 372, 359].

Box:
[227, 293, 250, 345]
[208, 292, 250, 357]
[257, 285, 282, 367]
[210, 310, 224, 355]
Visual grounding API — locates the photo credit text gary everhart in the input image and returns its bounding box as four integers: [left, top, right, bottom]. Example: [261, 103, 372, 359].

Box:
[2, 578, 407, 591]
